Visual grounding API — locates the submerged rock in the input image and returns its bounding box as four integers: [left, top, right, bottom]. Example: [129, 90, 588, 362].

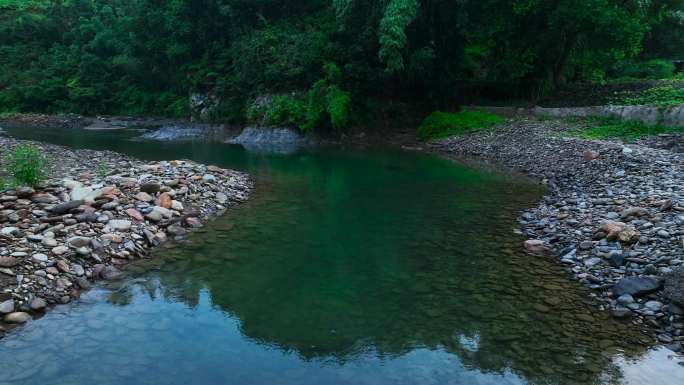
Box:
[523, 239, 549, 254]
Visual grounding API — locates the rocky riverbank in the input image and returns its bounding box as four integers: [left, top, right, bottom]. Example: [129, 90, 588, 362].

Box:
[430, 119, 684, 354]
[0, 113, 236, 142]
[0, 136, 250, 334]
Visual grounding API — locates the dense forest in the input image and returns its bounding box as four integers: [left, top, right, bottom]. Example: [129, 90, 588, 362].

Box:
[1, 0, 683, 131]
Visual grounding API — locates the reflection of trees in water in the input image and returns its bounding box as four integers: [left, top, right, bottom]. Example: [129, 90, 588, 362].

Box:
[111, 156, 651, 385]
[113, 239, 654, 384]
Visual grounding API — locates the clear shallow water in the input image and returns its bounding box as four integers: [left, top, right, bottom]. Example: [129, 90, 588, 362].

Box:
[1, 127, 682, 385]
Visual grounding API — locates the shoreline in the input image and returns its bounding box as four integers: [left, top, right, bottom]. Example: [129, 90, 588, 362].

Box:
[429, 118, 684, 354]
[0, 135, 251, 334]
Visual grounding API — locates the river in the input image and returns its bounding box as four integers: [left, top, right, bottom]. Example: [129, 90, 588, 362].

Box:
[0, 126, 682, 385]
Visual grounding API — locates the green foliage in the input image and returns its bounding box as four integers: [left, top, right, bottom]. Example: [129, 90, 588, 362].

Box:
[302, 63, 352, 132]
[227, 15, 334, 95]
[417, 110, 505, 141]
[265, 96, 306, 127]
[612, 59, 676, 80]
[96, 162, 108, 179]
[244, 63, 353, 132]
[378, 0, 418, 73]
[2, 143, 47, 187]
[570, 116, 684, 140]
[0, 0, 683, 119]
[609, 82, 684, 106]
[327, 87, 352, 130]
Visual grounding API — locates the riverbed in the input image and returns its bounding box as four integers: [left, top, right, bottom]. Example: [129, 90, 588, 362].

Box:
[1, 126, 683, 385]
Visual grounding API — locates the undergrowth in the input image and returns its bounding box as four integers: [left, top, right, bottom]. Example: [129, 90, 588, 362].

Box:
[608, 82, 684, 106]
[417, 110, 505, 141]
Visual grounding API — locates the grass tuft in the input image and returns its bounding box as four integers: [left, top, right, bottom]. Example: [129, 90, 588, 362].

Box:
[2, 143, 48, 187]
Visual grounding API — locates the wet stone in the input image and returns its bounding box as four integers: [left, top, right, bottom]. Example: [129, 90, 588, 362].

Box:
[0, 299, 15, 314]
[4, 312, 30, 323]
[30, 297, 46, 311]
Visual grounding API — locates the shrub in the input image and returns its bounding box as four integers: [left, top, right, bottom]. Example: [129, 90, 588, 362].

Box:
[614, 59, 675, 80]
[417, 110, 504, 141]
[301, 63, 352, 132]
[3, 143, 47, 187]
[327, 87, 351, 130]
[265, 95, 306, 127]
[96, 161, 108, 179]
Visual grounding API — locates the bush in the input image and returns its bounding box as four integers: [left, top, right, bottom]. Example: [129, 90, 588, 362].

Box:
[3, 143, 47, 187]
[301, 63, 352, 132]
[614, 59, 675, 80]
[245, 63, 353, 133]
[265, 95, 306, 127]
[417, 110, 504, 141]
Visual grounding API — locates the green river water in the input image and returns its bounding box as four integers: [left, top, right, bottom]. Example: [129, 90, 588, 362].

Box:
[0, 127, 682, 385]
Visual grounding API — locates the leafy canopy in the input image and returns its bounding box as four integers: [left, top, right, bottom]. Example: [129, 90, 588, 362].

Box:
[0, 0, 682, 124]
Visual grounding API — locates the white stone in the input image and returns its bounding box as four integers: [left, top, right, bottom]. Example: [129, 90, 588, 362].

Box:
[0, 299, 15, 314]
[106, 219, 132, 232]
[4, 312, 30, 323]
[31, 253, 49, 263]
[0, 227, 19, 236]
[171, 200, 184, 211]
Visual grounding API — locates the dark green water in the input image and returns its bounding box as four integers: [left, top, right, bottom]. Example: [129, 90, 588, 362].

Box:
[0, 127, 680, 385]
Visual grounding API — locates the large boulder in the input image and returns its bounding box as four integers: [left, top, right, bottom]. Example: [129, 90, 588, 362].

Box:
[228, 127, 308, 154]
[613, 277, 662, 297]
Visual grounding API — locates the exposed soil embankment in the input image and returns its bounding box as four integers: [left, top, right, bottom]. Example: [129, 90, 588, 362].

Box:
[0, 136, 251, 333]
[431, 119, 684, 352]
